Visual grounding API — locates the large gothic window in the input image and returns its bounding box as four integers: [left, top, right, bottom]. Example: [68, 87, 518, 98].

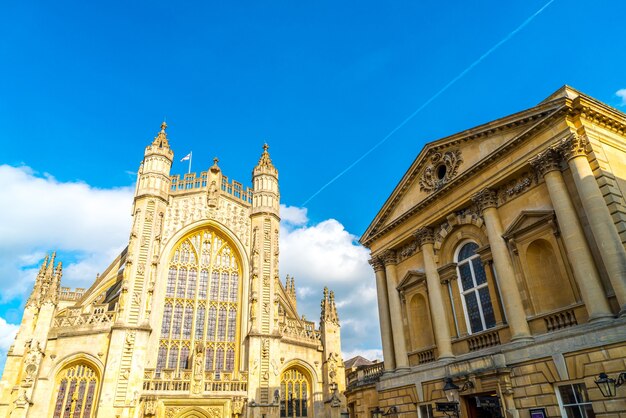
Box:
[455, 242, 496, 333]
[52, 363, 99, 418]
[157, 228, 241, 373]
[280, 367, 310, 418]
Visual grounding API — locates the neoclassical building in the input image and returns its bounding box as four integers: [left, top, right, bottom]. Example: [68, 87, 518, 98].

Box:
[0, 124, 346, 418]
[350, 86, 626, 417]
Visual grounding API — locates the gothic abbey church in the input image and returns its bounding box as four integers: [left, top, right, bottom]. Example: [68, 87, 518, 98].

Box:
[0, 124, 346, 418]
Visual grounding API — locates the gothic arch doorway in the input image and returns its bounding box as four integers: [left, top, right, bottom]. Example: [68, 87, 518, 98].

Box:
[280, 366, 311, 417]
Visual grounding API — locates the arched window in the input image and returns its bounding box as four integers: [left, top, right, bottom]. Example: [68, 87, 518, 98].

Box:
[157, 227, 241, 374]
[280, 367, 310, 418]
[455, 242, 496, 333]
[52, 363, 99, 418]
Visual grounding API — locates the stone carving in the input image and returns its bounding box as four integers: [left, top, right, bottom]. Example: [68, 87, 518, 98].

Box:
[414, 227, 435, 247]
[368, 257, 385, 272]
[232, 397, 245, 416]
[142, 397, 158, 417]
[381, 250, 397, 266]
[14, 389, 31, 408]
[162, 196, 250, 248]
[472, 188, 498, 212]
[529, 148, 562, 178]
[557, 133, 588, 161]
[397, 239, 418, 262]
[419, 149, 463, 192]
[497, 171, 537, 204]
[21, 340, 43, 387]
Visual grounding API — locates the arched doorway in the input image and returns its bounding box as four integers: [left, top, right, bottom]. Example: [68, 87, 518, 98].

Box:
[280, 367, 311, 417]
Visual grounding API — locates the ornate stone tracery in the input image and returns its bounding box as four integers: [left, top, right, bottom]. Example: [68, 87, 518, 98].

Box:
[419, 149, 463, 192]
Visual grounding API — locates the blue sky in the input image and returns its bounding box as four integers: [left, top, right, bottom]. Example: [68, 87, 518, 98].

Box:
[1, 0, 625, 372]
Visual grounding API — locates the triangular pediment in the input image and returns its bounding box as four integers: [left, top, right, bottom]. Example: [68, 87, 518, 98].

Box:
[360, 86, 588, 247]
[397, 269, 426, 291]
[502, 210, 555, 240]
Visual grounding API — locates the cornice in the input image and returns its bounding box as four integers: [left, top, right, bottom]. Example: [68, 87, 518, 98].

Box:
[361, 105, 566, 247]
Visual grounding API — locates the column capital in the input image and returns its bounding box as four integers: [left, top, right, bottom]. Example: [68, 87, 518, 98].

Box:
[381, 250, 397, 266]
[368, 257, 385, 272]
[472, 188, 498, 213]
[413, 227, 435, 248]
[529, 148, 562, 177]
[557, 133, 588, 162]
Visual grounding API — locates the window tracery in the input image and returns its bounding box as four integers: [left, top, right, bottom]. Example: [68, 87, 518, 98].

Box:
[455, 241, 496, 333]
[52, 363, 99, 418]
[280, 367, 310, 417]
[157, 227, 241, 374]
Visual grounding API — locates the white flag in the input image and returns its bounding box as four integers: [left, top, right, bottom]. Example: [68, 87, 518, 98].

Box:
[180, 153, 191, 162]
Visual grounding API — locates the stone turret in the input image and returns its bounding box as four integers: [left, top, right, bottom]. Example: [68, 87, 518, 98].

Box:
[320, 287, 346, 417]
[251, 143, 279, 216]
[99, 123, 174, 416]
[135, 121, 174, 203]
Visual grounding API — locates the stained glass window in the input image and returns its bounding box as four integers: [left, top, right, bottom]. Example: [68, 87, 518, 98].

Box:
[281, 368, 310, 417]
[158, 227, 242, 374]
[196, 306, 206, 339]
[52, 363, 99, 418]
[161, 304, 172, 337]
[456, 241, 496, 334]
[166, 268, 177, 297]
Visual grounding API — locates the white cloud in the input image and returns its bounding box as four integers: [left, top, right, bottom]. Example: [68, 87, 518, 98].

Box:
[342, 348, 383, 363]
[0, 165, 133, 302]
[0, 318, 19, 352]
[0, 317, 19, 374]
[280, 204, 308, 226]
[279, 210, 381, 359]
[617, 89, 626, 106]
[0, 167, 382, 372]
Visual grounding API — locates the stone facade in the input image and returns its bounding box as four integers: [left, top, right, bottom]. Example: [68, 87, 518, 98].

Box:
[348, 86, 626, 418]
[0, 124, 346, 418]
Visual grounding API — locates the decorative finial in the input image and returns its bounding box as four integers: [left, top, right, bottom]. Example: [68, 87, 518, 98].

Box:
[263, 143, 269, 152]
[161, 121, 167, 132]
[213, 157, 219, 165]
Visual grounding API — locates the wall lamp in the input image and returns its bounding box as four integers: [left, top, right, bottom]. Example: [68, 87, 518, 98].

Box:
[443, 377, 475, 402]
[595, 372, 626, 398]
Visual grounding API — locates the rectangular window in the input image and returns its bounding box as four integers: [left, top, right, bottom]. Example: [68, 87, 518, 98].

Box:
[419, 404, 434, 418]
[557, 383, 595, 418]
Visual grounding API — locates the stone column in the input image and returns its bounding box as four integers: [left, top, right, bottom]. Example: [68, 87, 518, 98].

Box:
[414, 228, 454, 359]
[382, 250, 409, 369]
[529, 148, 613, 321]
[557, 134, 626, 314]
[472, 189, 532, 341]
[369, 257, 396, 371]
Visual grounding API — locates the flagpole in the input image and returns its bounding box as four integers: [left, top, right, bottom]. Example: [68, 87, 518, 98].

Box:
[188, 151, 192, 174]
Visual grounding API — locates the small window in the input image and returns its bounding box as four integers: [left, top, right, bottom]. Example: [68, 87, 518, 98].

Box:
[419, 404, 434, 418]
[557, 383, 595, 418]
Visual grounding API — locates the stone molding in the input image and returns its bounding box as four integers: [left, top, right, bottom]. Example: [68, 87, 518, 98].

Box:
[437, 263, 458, 284]
[414, 227, 435, 247]
[472, 188, 498, 212]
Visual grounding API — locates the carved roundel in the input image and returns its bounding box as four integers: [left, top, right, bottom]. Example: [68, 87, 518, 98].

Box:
[419, 149, 463, 192]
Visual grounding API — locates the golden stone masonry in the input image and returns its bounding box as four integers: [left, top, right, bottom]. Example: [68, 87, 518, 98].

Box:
[346, 86, 626, 418]
[0, 125, 346, 418]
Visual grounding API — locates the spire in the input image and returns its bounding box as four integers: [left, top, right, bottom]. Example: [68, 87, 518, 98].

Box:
[42, 261, 62, 305]
[151, 121, 170, 148]
[26, 255, 49, 308]
[320, 287, 339, 325]
[253, 143, 278, 177]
